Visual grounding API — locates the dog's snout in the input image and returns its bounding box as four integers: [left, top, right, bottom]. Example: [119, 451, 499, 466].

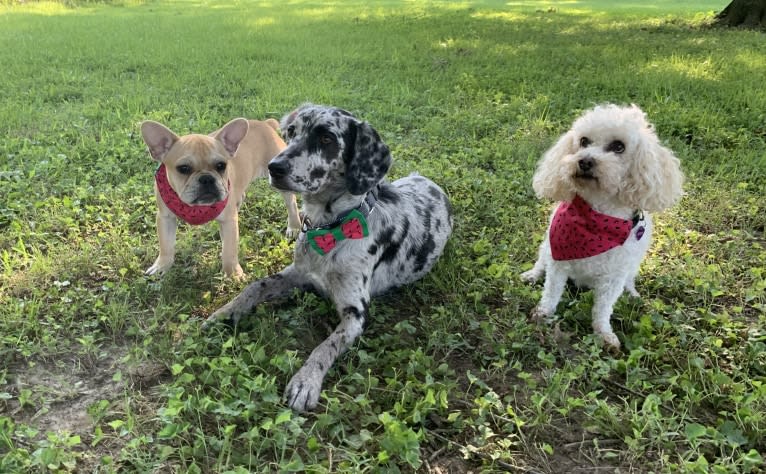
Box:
[268, 160, 289, 178]
[578, 157, 595, 172]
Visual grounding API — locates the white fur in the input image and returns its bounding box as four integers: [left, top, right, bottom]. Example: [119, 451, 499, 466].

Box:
[521, 104, 684, 349]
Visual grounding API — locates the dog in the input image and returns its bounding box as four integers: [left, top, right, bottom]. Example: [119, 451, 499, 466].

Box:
[521, 104, 684, 350]
[203, 104, 453, 411]
[140, 118, 301, 278]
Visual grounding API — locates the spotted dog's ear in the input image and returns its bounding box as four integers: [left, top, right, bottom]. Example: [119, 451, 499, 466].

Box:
[279, 109, 300, 142]
[344, 120, 392, 195]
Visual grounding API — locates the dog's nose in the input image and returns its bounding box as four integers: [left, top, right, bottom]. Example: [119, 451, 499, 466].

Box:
[578, 157, 595, 172]
[268, 160, 289, 178]
[198, 174, 215, 186]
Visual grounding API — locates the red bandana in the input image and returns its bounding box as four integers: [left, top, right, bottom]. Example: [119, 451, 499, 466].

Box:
[550, 195, 642, 261]
[155, 164, 229, 225]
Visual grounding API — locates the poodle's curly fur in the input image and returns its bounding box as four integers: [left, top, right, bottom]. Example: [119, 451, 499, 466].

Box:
[522, 104, 684, 349]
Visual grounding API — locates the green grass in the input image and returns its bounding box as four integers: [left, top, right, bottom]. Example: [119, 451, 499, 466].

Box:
[1, 0, 765, 472]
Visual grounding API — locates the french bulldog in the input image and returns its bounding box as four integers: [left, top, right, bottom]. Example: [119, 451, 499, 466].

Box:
[140, 118, 301, 278]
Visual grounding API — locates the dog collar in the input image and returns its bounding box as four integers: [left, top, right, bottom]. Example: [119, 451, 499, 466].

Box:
[549, 195, 644, 261]
[155, 164, 229, 225]
[302, 186, 379, 255]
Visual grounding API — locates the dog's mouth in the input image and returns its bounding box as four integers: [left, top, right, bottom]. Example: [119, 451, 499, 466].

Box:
[269, 176, 289, 191]
[192, 192, 223, 205]
[574, 171, 598, 181]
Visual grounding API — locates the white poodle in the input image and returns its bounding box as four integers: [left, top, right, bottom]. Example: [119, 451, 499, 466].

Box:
[521, 104, 684, 349]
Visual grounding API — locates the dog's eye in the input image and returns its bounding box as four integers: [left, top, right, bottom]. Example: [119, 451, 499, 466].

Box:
[319, 134, 333, 145]
[285, 125, 295, 139]
[607, 141, 625, 154]
[579, 137, 591, 148]
[215, 162, 227, 173]
[177, 165, 192, 175]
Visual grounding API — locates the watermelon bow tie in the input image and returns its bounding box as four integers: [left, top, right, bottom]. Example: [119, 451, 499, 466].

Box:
[303, 186, 380, 256]
[306, 209, 369, 255]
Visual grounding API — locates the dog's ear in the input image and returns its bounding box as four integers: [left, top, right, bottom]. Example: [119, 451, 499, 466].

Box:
[622, 133, 684, 212]
[141, 121, 179, 162]
[344, 120, 392, 195]
[280, 109, 299, 139]
[213, 118, 249, 156]
[532, 130, 578, 202]
[280, 103, 314, 141]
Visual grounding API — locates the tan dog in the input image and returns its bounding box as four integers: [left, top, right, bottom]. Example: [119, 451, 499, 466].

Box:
[140, 118, 301, 278]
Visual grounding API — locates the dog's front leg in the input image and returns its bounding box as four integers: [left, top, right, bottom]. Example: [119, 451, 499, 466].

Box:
[521, 239, 551, 283]
[280, 191, 301, 240]
[285, 280, 370, 412]
[532, 265, 567, 322]
[218, 213, 244, 278]
[591, 282, 624, 349]
[146, 208, 177, 275]
[203, 264, 306, 328]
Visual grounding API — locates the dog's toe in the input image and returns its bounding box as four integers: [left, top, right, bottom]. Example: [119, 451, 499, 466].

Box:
[520, 269, 541, 284]
[285, 227, 300, 241]
[529, 306, 552, 324]
[598, 331, 622, 352]
[201, 312, 236, 331]
[145, 258, 174, 276]
[285, 366, 323, 412]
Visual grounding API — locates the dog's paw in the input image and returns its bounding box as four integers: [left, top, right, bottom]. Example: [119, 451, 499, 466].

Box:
[285, 226, 301, 241]
[145, 257, 174, 276]
[201, 309, 237, 331]
[284, 365, 324, 412]
[529, 306, 553, 324]
[520, 269, 542, 284]
[597, 331, 622, 352]
[223, 263, 245, 280]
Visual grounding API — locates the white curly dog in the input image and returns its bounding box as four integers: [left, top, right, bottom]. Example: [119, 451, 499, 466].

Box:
[521, 104, 684, 349]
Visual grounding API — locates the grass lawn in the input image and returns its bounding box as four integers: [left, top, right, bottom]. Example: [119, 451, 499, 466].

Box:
[1, 0, 765, 472]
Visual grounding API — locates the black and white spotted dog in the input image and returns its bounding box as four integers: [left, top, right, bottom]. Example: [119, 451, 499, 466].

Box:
[204, 104, 453, 411]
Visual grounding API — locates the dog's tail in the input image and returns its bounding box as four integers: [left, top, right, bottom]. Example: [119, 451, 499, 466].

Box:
[264, 118, 280, 132]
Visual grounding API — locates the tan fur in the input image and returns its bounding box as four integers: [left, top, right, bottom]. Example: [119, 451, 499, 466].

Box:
[140, 118, 300, 278]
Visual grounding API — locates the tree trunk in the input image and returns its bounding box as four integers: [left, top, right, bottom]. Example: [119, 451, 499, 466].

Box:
[715, 0, 766, 29]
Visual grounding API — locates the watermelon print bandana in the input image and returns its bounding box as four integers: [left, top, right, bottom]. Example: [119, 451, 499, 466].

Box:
[155, 164, 229, 225]
[306, 209, 370, 255]
[549, 195, 644, 261]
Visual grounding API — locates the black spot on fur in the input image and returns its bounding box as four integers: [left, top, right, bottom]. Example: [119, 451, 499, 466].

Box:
[373, 219, 410, 271]
[368, 244, 378, 255]
[343, 306, 367, 324]
[361, 298, 370, 329]
[377, 183, 400, 204]
[309, 167, 327, 180]
[408, 233, 436, 273]
[415, 204, 433, 230]
[341, 122, 358, 166]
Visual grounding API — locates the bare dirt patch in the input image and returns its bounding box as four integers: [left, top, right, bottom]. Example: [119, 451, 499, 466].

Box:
[2, 344, 168, 461]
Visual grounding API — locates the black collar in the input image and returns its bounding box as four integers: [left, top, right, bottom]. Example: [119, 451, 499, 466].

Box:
[631, 210, 645, 228]
[301, 185, 380, 233]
